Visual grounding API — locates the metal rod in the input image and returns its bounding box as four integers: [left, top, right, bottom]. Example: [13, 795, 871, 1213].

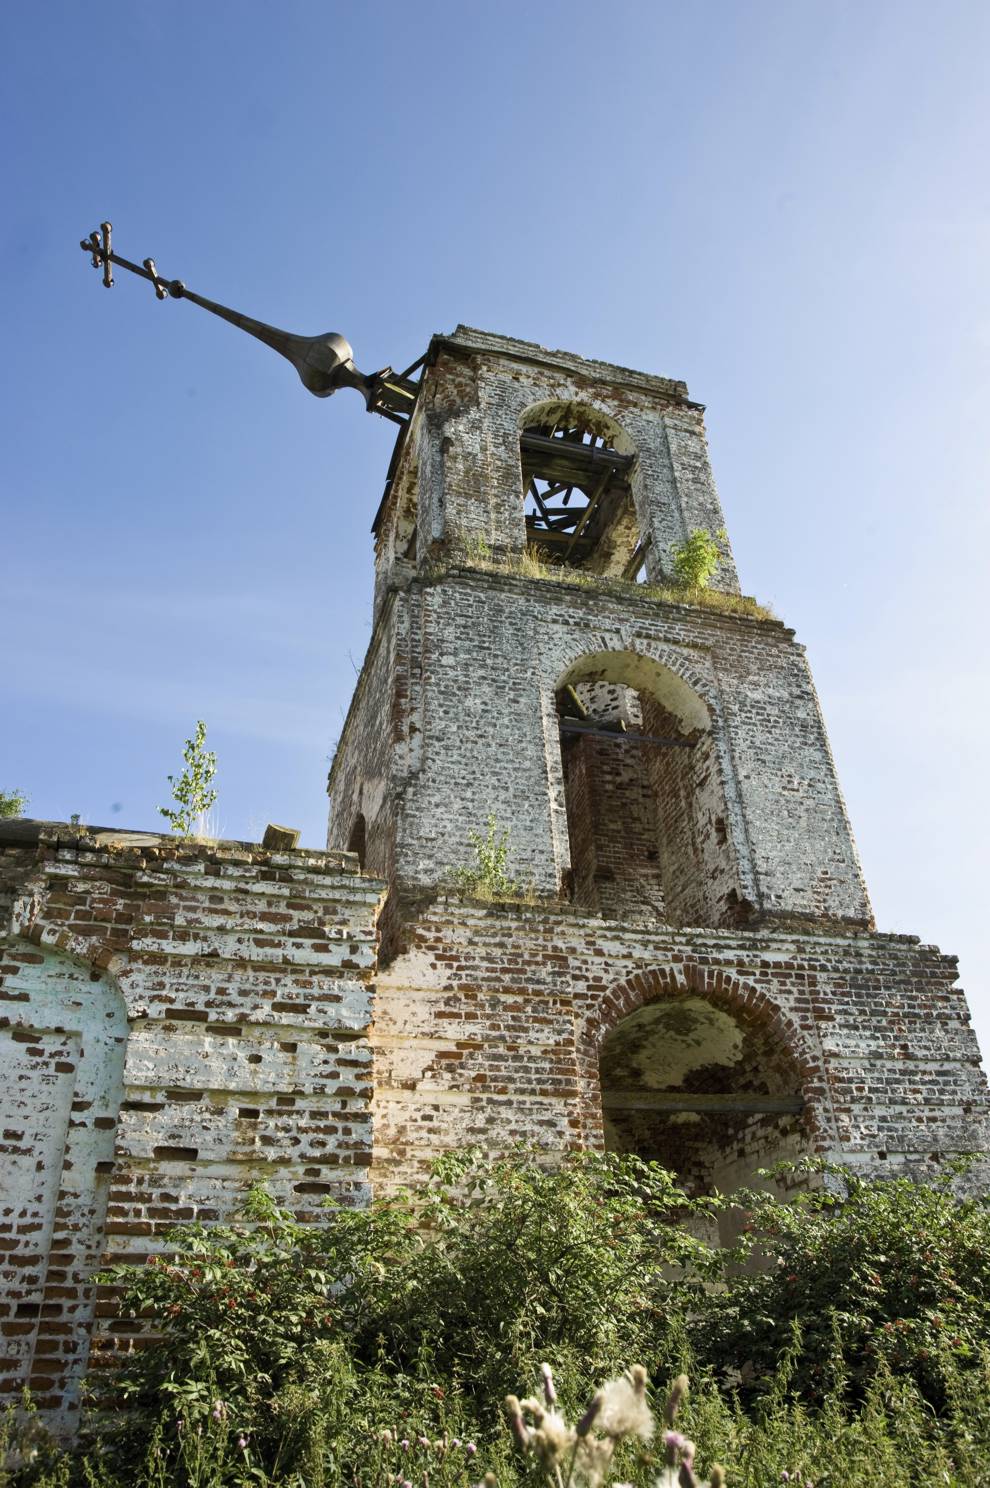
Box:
[559, 720, 695, 748]
[396, 351, 428, 381]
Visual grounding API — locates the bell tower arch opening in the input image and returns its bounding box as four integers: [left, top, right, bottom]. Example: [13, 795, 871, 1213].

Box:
[598, 987, 809, 1242]
[555, 651, 748, 927]
[518, 400, 645, 578]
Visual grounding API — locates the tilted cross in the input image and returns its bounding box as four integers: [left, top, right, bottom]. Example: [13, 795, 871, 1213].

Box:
[78, 221, 421, 422]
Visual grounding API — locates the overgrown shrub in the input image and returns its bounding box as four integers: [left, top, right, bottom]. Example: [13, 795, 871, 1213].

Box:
[8, 1154, 990, 1486]
[0, 788, 28, 818]
[101, 1152, 705, 1428]
[696, 1158, 990, 1408]
[362, 1149, 707, 1402]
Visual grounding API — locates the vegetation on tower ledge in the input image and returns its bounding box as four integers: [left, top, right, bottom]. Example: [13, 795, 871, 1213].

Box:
[442, 539, 777, 623]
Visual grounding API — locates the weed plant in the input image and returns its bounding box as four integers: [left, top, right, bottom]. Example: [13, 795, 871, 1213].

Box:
[447, 816, 532, 902]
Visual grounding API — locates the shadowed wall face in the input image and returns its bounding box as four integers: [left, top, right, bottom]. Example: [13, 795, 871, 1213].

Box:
[0, 831, 384, 1429]
[0, 949, 127, 1426]
[599, 994, 808, 1243]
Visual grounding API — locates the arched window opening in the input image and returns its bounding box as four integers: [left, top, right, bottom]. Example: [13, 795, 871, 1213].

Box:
[559, 679, 666, 921]
[556, 652, 750, 928]
[599, 995, 807, 1244]
[347, 813, 367, 870]
[520, 405, 642, 576]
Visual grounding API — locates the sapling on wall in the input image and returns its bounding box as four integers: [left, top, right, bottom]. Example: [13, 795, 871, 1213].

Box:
[449, 813, 525, 900]
[671, 529, 727, 591]
[0, 788, 28, 818]
[158, 720, 218, 838]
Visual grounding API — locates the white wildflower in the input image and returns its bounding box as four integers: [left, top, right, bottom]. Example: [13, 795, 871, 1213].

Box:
[596, 1371, 654, 1441]
[573, 1433, 615, 1488]
[530, 1409, 575, 1465]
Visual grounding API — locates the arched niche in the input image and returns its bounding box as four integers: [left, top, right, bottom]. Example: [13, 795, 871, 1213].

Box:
[347, 812, 368, 871]
[555, 650, 749, 927]
[0, 945, 127, 1430]
[598, 988, 810, 1244]
[517, 400, 645, 578]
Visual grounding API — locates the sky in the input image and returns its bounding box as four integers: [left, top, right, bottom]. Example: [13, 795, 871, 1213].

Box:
[2, 2, 989, 1054]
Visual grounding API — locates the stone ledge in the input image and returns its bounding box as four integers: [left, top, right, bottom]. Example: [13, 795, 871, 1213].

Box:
[0, 821, 372, 879]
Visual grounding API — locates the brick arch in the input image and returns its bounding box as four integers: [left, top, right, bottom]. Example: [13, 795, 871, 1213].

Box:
[577, 960, 833, 1151]
[541, 637, 760, 919]
[544, 634, 720, 725]
[11, 877, 126, 978]
[555, 646, 713, 734]
[516, 396, 638, 458]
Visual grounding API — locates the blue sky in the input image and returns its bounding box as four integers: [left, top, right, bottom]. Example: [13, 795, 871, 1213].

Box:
[3, 2, 989, 1055]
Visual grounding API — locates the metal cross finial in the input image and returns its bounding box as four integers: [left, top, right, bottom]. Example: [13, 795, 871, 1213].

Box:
[78, 220, 422, 423]
[83, 222, 114, 286]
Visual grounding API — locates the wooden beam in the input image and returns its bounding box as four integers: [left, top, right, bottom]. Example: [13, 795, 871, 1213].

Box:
[524, 520, 595, 553]
[562, 685, 588, 720]
[622, 540, 649, 582]
[564, 464, 612, 559]
[520, 429, 633, 469]
[603, 1092, 804, 1115]
[528, 480, 554, 527]
[560, 720, 694, 748]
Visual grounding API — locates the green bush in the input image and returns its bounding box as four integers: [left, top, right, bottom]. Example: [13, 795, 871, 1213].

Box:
[0, 788, 28, 818]
[102, 1153, 704, 1422]
[695, 1159, 990, 1408]
[671, 529, 726, 590]
[9, 1155, 990, 1486]
[360, 1149, 707, 1401]
[447, 815, 526, 901]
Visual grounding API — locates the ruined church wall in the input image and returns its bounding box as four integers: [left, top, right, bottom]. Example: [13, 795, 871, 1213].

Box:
[370, 896, 988, 1192]
[0, 831, 383, 1428]
[326, 596, 406, 881]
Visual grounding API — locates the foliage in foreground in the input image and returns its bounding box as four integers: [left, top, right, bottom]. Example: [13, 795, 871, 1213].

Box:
[5, 1151, 990, 1487]
[703, 1157, 990, 1408]
[100, 1152, 704, 1420]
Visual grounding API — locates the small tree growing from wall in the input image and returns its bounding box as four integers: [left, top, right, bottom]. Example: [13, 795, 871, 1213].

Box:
[0, 788, 28, 818]
[158, 721, 218, 838]
[672, 528, 727, 590]
[449, 814, 524, 899]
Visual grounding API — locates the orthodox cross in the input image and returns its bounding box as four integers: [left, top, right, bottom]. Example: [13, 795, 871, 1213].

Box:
[78, 221, 422, 423]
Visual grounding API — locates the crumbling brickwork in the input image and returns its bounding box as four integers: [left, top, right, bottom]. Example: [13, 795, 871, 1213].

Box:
[329, 568, 871, 926]
[3, 326, 986, 1432]
[0, 828, 382, 1429]
[368, 897, 987, 1194]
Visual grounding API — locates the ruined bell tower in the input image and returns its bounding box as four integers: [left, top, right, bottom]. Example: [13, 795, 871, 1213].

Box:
[2, 320, 987, 1427]
[328, 324, 987, 1196]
